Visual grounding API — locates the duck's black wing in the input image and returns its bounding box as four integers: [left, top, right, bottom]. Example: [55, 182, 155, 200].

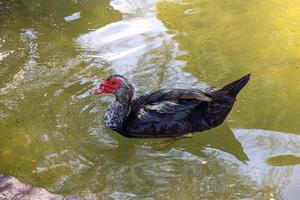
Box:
[120, 89, 212, 138]
[131, 89, 211, 113]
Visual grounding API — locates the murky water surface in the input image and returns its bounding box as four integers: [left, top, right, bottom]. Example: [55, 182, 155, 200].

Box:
[1, 0, 300, 199]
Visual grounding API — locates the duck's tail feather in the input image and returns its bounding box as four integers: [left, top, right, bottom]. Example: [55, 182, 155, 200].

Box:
[219, 74, 251, 97]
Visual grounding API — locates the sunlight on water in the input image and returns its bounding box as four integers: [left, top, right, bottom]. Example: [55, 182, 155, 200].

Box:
[1, 0, 300, 199]
[78, 0, 208, 94]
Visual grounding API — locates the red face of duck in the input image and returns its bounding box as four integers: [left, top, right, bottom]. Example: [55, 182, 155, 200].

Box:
[90, 77, 123, 95]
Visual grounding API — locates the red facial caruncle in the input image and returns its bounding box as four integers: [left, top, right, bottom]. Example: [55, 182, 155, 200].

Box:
[90, 77, 123, 95]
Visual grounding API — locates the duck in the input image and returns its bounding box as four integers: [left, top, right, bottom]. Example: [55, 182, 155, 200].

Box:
[90, 74, 250, 138]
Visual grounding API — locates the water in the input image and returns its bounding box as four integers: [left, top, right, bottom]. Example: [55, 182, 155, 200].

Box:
[1, 0, 300, 199]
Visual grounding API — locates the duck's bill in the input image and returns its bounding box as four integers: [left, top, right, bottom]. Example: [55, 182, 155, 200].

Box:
[90, 88, 103, 95]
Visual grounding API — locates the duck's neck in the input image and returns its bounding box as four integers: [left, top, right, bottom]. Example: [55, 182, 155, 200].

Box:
[104, 93, 132, 131]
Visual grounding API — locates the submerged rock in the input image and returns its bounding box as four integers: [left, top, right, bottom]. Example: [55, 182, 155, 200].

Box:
[0, 174, 80, 200]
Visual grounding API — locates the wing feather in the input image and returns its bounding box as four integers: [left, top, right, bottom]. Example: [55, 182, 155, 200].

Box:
[140, 101, 199, 121]
[131, 89, 211, 114]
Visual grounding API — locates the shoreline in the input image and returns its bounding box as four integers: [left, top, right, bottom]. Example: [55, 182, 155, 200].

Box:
[0, 174, 80, 200]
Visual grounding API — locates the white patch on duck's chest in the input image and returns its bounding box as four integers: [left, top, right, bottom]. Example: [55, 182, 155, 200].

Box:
[104, 101, 127, 130]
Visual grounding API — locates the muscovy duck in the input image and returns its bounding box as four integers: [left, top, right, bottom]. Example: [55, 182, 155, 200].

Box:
[91, 74, 250, 138]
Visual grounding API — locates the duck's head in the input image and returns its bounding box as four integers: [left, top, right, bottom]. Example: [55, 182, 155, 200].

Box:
[90, 75, 134, 99]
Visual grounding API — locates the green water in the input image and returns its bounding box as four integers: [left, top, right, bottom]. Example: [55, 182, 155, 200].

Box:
[1, 0, 300, 199]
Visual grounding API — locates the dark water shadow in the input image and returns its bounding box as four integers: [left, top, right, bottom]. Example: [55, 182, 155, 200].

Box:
[130, 122, 249, 163]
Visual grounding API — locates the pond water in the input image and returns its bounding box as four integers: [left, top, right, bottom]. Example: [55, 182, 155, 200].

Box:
[1, 0, 300, 199]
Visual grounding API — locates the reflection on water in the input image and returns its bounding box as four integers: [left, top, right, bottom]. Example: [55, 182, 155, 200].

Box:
[1, 0, 300, 199]
[267, 155, 300, 166]
[78, 0, 208, 94]
[233, 129, 300, 199]
[65, 12, 81, 22]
